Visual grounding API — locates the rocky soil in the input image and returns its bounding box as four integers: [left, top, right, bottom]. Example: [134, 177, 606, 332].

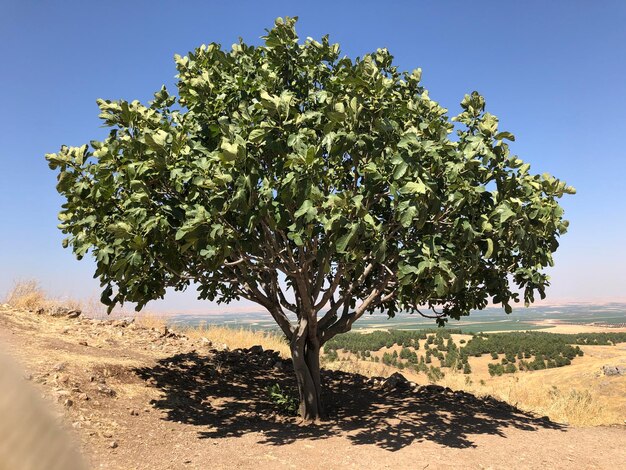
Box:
[1, 305, 625, 470]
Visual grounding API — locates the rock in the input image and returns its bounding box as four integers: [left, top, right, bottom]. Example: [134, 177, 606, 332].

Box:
[249, 345, 264, 354]
[96, 384, 116, 397]
[64, 399, 74, 408]
[78, 341, 88, 346]
[23, 373, 33, 381]
[48, 306, 72, 317]
[61, 327, 70, 334]
[382, 372, 410, 391]
[129, 409, 139, 416]
[200, 337, 212, 346]
[52, 362, 67, 372]
[67, 310, 82, 319]
[109, 441, 118, 449]
[602, 365, 626, 376]
[422, 384, 445, 394]
[78, 393, 89, 401]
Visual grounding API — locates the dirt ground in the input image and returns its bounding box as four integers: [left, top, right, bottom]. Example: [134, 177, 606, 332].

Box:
[1, 305, 625, 470]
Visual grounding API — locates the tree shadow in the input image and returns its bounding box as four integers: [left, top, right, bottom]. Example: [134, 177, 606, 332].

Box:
[134, 349, 564, 451]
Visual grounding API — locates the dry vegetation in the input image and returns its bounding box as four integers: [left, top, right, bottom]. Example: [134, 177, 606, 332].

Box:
[437, 371, 608, 426]
[5, 279, 120, 318]
[5, 279, 52, 311]
[4, 280, 625, 427]
[180, 324, 291, 357]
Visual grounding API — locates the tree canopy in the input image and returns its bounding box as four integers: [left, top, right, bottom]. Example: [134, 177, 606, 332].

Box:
[47, 17, 574, 420]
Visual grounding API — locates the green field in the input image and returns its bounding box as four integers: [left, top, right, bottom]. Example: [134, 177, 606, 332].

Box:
[170, 303, 626, 333]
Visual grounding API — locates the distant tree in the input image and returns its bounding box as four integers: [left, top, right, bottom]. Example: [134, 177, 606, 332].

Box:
[46, 17, 573, 421]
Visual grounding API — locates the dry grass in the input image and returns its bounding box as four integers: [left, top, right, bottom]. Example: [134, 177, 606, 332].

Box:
[5, 279, 83, 312]
[133, 312, 168, 330]
[4, 280, 154, 323]
[437, 369, 611, 426]
[4, 279, 47, 310]
[323, 356, 396, 378]
[179, 324, 291, 357]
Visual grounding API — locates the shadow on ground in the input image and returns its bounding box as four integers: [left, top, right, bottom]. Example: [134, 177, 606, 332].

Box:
[134, 348, 564, 451]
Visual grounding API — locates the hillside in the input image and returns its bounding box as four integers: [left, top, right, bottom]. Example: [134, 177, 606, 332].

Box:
[322, 328, 626, 425]
[0, 305, 625, 469]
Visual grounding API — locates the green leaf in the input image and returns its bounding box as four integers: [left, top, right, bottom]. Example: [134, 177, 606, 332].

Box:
[294, 200, 313, 218]
[393, 161, 408, 180]
[336, 224, 358, 253]
[145, 129, 168, 150]
[220, 140, 240, 162]
[399, 206, 417, 228]
[401, 181, 427, 195]
[494, 131, 515, 141]
[496, 204, 516, 224]
[249, 128, 266, 143]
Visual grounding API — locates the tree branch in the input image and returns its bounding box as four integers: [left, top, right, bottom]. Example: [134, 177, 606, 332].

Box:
[320, 268, 391, 343]
[313, 264, 344, 312]
[318, 262, 374, 327]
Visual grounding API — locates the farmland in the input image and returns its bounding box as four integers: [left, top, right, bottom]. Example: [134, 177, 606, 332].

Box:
[169, 303, 626, 333]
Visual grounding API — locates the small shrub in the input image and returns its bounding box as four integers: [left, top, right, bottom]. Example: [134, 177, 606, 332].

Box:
[5, 280, 46, 311]
[266, 384, 298, 416]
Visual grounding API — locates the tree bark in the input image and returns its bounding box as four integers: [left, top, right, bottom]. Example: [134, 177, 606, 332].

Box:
[290, 326, 323, 422]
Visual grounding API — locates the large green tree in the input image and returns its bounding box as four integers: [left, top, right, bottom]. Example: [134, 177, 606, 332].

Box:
[47, 17, 573, 421]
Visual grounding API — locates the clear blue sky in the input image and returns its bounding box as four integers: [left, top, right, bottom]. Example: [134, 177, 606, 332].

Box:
[1, 0, 625, 311]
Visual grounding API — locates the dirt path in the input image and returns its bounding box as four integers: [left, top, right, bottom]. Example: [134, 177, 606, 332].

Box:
[0, 306, 624, 470]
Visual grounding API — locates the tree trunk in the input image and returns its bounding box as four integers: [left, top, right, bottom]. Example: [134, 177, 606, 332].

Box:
[290, 335, 323, 422]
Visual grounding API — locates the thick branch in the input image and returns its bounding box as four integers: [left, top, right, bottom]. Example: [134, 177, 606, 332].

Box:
[318, 262, 374, 328]
[320, 269, 391, 343]
[236, 286, 294, 340]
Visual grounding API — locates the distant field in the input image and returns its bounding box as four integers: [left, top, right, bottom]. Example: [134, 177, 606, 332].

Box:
[169, 303, 626, 334]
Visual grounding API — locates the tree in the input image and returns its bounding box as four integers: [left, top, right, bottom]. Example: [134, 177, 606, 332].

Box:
[46, 17, 574, 421]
